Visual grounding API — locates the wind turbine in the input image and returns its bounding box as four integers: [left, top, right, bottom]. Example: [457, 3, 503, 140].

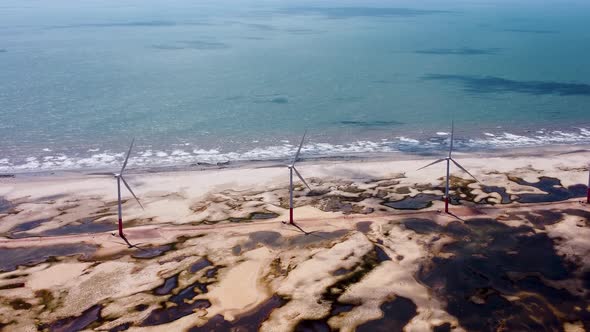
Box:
[285, 131, 312, 225]
[417, 123, 478, 213]
[93, 139, 143, 244]
[587, 163, 590, 204]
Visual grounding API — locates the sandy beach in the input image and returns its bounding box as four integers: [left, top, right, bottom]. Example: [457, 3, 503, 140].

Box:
[1, 146, 589, 332]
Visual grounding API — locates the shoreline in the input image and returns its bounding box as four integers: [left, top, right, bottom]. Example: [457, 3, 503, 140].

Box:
[2, 142, 589, 179]
[2, 124, 590, 174]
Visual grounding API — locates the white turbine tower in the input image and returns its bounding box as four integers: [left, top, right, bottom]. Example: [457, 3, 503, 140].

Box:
[418, 123, 478, 213]
[587, 163, 590, 204]
[93, 139, 143, 243]
[285, 131, 312, 225]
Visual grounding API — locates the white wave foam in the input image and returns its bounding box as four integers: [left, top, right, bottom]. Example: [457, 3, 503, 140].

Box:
[1, 127, 589, 172]
[192, 149, 220, 155]
[171, 150, 190, 157]
[469, 128, 590, 147]
[398, 137, 419, 144]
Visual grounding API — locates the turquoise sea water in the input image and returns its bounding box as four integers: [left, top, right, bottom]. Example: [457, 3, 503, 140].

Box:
[1, 0, 590, 171]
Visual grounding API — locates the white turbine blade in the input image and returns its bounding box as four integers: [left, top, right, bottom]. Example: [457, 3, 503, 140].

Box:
[417, 158, 445, 171]
[449, 121, 454, 158]
[120, 176, 144, 209]
[291, 130, 307, 166]
[293, 167, 311, 191]
[450, 158, 478, 182]
[120, 138, 135, 174]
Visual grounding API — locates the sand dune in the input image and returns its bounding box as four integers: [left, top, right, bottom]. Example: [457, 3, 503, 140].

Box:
[0, 146, 589, 331]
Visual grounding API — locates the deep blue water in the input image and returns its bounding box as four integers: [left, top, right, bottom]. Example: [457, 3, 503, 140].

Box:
[1, 0, 590, 171]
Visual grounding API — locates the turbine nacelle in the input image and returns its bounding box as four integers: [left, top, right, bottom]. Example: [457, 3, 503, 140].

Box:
[89, 138, 143, 245]
[417, 122, 479, 213]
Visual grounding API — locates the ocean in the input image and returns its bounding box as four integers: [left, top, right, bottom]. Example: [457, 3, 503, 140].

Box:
[1, 0, 590, 172]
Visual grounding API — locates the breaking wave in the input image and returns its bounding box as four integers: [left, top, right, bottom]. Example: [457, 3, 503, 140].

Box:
[1, 127, 589, 173]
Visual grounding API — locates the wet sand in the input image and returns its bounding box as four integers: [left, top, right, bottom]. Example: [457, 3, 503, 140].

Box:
[0, 146, 589, 331]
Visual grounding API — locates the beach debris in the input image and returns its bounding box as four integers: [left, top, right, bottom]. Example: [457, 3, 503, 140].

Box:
[417, 122, 479, 213]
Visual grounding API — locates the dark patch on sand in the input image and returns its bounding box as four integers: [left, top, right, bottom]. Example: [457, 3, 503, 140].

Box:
[433, 322, 452, 332]
[332, 267, 353, 276]
[109, 322, 132, 332]
[229, 211, 280, 223]
[506, 210, 564, 229]
[294, 320, 331, 331]
[0, 283, 25, 290]
[355, 221, 372, 234]
[246, 229, 349, 250]
[417, 217, 590, 331]
[317, 195, 373, 214]
[205, 266, 219, 279]
[356, 296, 417, 332]
[481, 185, 512, 204]
[9, 298, 32, 310]
[330, 302, 355, 316]
[251, 212, 280, 220]
[0, 321, 13, 330]
[7, 218, 51, 238]
[0, 197, 12, 213]
[142, 280, 211, 326]
[35, 289, 55, 310]
[306, 188, 331, 197]
[189, 258, 213, 274]
[189, 295, 287, 331]
[33, 194, 67, 203]
[153, 274, 179, 296]
[0, 244, 97, 272]
[132, 245, 173, 259]
[383, 194, 441, 210]
[402, 218, 443, 234]
[374, 246, 391, 262]
[42, 304, 102, 332]
[135, 304, 149, 311]
[35, 218, 116, 237]
[509, 176, 588, 203]
[288, 230, 350, 247]
[247, 231, 282, 249]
